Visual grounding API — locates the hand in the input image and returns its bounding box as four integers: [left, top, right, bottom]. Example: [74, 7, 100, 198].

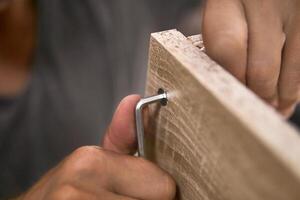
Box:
[202, 0, 300, 117]
[19, 95, 176, 200]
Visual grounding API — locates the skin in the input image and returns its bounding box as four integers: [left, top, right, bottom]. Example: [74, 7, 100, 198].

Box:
[1, 0, 299, 117]
[202, 0, 300, 117]
[18, 95, 176, 200]
[0, 0, 299, 199]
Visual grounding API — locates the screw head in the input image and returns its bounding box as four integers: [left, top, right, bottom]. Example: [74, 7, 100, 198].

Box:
[158, 88, 168, 106]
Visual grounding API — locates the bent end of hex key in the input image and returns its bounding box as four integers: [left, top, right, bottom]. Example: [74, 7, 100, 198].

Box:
[135, 88, 168, 157]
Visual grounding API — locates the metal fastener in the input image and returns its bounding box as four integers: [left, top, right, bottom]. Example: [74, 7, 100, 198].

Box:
[135, 89, 168, 157]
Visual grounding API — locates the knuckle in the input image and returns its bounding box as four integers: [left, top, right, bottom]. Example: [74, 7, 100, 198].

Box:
[278, 102, 297, 118]
[67, 146, 105, 174]
[73, 146, 102, 158]
[278, 87, 300, 117]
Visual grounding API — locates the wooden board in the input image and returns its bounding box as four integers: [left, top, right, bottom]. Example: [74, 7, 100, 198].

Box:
[144, 29, 300, 200]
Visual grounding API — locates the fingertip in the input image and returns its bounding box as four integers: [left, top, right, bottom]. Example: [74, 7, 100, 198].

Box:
[278, 102, 297, 119]
[115, 95, 141, 113]
[262, 94, 279, 109]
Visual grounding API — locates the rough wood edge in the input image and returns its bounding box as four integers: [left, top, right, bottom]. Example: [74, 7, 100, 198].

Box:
[187, 34, 204, 49]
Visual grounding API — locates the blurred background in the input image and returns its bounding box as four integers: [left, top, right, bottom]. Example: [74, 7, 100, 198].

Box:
[0, 0, 205, 197]
[1, 0, 299, 198]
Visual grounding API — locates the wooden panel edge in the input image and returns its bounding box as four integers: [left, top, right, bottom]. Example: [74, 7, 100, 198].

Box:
[148, 29, 300, 181]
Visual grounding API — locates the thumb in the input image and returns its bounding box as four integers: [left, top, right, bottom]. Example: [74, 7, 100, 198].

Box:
[102, 95, 141, 154]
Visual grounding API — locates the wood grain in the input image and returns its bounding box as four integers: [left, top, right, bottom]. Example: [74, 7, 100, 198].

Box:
[144, 29, 300, 200]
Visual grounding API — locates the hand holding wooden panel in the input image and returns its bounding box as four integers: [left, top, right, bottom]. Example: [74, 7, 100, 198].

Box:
[144, 30, 300, 200]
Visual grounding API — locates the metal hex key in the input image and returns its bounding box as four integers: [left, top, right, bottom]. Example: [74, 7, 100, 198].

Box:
[135, 89, 168, 157]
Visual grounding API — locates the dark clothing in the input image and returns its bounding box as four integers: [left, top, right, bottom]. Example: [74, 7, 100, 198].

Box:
[0, 0, 199, 197]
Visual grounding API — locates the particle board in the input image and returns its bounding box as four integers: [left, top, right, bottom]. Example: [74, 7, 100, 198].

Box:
[144, 29, 300, 200]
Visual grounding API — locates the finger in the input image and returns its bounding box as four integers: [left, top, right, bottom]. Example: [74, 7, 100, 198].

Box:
[102, 95, 141, 154]
[66, 147, 176, 199]
[202, 0, 248, 83]
[278, 24, 300, 117]
[244, 1, 285, 106]
[104, 150, 176, 200]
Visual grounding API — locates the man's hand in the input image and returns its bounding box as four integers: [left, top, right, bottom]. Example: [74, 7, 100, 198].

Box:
[202, 0, 300, 117]
[19, 95, 176, 200]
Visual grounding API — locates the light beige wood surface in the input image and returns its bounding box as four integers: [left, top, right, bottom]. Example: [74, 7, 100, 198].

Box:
[144, 29, 300, 200]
